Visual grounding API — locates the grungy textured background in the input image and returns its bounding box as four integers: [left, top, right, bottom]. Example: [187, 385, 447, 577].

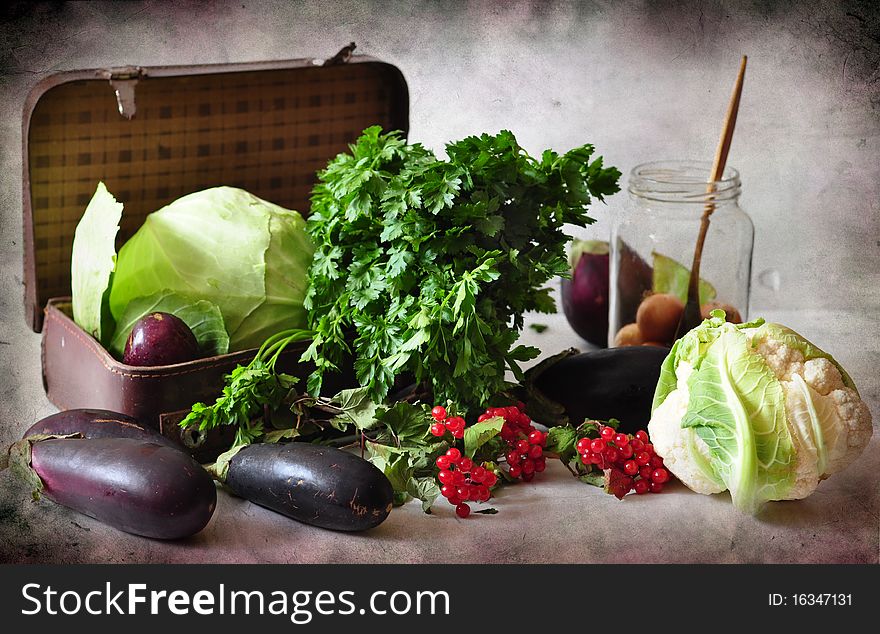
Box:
[0, 0, 878, 563]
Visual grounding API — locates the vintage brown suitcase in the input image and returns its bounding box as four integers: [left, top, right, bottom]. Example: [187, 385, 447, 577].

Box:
[22, 44, 409, 429]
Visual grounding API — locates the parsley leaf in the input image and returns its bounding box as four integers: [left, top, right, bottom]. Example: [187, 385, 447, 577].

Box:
[304, 127, 620, 414]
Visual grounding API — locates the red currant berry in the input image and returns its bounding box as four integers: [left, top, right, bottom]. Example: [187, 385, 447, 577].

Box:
[576, 438, 592, 453]
[649, 481, 664, 494]
[635, 451, 651, 466]
[483, 471, 498, 487]
[446, 448, 462, 463]
[528, 444, 543, 460]
[634, 479, 650, 494]
[506, 450, 520, 465]
[436, 455, 451, 470]
[630, 438, 645, 452]
[452, 429, 464, 439]
[458, 457, 474, 473]
[620, 443, 634, 459]
[509, 464, 522, 478]
[516, 439, 530, 454]
[521, 459, 535, 475]
[477, 413, 490, 423]
[645, 443, 655, 455]
[453, 471, 466, 486]
[430, 423, 446, 437]
[604, 447, 620, 464]
[534, 457, 546, 472]
[623, 460, 639, 475]
[614, 433, 630, 446]
[590, 438, 606, 453]
[456, 486, 470, 501]
[651, 468, 669, 484]
[528, 430, 544, 445]
[476, 485, 491, 502]
[447, 495, 462, 506]
[635, 430, 649, 443]
[438, 469, 454, 484]
[600, 426, 615, 441]
[639, 466, 653, 480]
[440, 484, 456, 498]
[651, 455, 664, 468]
[456, 503, 471, 518]
[431, 406, 447, 421]
[470, 466, 486, 483]
[445, 416, 465, 432]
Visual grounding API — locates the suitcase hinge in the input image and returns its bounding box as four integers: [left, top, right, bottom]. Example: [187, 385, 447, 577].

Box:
[99, 66, 146, 120]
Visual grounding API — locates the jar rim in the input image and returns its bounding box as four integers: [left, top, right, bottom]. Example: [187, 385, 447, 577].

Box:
[628, 160, 741, 203]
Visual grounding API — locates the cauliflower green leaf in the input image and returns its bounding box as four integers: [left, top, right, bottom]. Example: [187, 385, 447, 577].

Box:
[681, 326, 795, 514]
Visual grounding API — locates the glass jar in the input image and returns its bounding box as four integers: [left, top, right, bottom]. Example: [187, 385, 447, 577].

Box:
[608, 160, 754, 347]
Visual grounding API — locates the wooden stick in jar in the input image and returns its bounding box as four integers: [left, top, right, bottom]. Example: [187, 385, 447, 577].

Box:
[676, 55, 748, 339]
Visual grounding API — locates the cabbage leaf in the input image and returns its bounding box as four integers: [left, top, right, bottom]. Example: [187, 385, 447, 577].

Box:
[107, 187, 312, 352]
[652, 251, 716, 305]
[71, 182, 123, 343]
[230, 206, 313, 350]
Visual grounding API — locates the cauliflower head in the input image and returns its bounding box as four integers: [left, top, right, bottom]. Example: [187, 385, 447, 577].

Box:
[648, 311, 872, 514]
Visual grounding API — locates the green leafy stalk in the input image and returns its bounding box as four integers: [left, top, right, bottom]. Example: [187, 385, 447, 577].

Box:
[180, 328, 314, 447]
[303, 126, 620, 414]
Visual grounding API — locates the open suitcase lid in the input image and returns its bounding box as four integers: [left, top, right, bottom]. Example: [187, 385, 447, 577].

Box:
[21, 44, 409, 331]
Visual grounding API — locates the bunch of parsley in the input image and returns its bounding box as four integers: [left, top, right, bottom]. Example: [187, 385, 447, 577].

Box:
[302, 126, 620, 415]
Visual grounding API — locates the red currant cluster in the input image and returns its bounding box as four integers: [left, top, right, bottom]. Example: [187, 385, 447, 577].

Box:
[429, 405, 465, 439]
[436, 447, 498, 518]
[477, 404, 546, 481]
[576, 426, 669, 495]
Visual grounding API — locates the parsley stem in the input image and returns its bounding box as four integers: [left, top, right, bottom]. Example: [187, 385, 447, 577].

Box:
[257, 328, 315, 370]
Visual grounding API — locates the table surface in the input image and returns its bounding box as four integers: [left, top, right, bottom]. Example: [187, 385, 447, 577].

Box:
[1, 308, 877, 564]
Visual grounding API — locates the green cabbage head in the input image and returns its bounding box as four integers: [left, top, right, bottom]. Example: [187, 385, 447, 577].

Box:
[72, 184, 313, 356]
[648, 310, 872, 514]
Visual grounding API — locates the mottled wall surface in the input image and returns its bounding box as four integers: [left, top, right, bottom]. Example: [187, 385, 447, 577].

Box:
[0, 1, 877, 563]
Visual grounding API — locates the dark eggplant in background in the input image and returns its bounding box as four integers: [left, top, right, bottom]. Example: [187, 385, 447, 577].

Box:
[561, 240, 610, 347]
[22, 408, 182, 450]
[7, 436, 216, 540]
[519, 346, 669, 433]
[223, 442, 393, 532]
[561, 240, 654, 348]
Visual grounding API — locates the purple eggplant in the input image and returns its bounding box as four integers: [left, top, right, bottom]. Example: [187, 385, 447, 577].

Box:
[22, 409, 182, 450]
[10, 437, 216, 540]
[224, 442, 393, 532]
[561, 240, 610, 347]
[519, 346, 669, 433]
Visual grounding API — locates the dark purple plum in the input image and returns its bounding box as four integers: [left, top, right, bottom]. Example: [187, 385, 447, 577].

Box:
[561, 240, 610, 347]
[123, 312, 199, 366]
[22, 437, 217, 540]
[22, 408, 182, 449]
